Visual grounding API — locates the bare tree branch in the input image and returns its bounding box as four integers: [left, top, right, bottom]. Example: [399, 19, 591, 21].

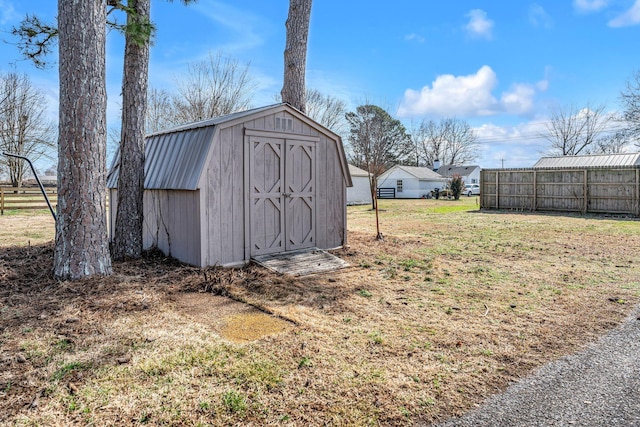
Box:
[594, 129, 630, 154]
[171, 51, 255, 124]
[620, 69, 640, 148]
[303, 88, 347, 135]
[0, 72, 56, 187]
[146, 87, 176, 134]
[542, 103, 611, 156]
[415, 118, 478, 166]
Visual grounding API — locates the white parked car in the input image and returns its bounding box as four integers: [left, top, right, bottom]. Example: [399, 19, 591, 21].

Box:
[464, 184, 480, 196]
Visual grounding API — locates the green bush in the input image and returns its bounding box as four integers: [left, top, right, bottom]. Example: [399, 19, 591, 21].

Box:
[450, 174, 463, 200]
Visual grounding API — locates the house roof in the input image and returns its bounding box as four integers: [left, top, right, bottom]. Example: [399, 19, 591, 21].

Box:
[380, 165, 446, 181]
[436, 164, 480, 177]
[348, 164, 370, 177]
[533, 153, 640, 169]
[108, 103, 352, 190]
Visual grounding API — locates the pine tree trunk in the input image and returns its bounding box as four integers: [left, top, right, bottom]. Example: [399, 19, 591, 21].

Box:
[55, 0, 112, 280]
[112, 0, 150, 260]
[281, 0, 312, 113]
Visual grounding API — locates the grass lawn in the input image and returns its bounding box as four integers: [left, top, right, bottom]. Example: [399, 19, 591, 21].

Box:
[1, 198, 639, 425]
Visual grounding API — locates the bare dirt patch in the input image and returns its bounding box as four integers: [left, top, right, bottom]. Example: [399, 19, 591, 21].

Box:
[1, 199, 639, 426]
[174, 292, 293, 343]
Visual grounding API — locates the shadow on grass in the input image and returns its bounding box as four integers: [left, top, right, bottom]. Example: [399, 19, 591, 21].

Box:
[473, 207, 640, 222]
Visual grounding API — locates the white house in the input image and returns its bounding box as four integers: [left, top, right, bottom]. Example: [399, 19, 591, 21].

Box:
[347, 164, 373, 206]
[436, 164, 481, 185]
[376, 165, 447, 199]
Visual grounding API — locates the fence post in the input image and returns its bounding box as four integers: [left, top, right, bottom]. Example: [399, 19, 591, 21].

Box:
[495, 171, 500, 209]
[532, 170, 537, 211]
[583, 169, 588, 214]
[636, 169, 639, 217]
[0, 187, 3, 215]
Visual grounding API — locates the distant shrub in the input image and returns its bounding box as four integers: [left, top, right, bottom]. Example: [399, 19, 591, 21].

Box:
[450, 174, 463, 200]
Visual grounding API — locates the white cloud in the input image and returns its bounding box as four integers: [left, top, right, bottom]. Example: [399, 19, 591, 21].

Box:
[529, 4, 553, 28]
[608, 0, 640, 27]
[536, 79, 549, 91]
[398, 65, 498, 117]
[405, 33, 426, 43]
[573, 0, 610, 13]
[465, 9, 494, 40]
[0, 0, 19, 25]
[500, 84, 536, 115]
[398, 66, 545, 118]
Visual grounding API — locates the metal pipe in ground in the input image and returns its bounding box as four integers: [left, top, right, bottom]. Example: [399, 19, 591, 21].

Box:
[1, 152, 57, 222]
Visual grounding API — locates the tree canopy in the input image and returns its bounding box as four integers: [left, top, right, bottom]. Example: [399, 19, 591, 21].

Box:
[413, 118, 478, 167]
[346, 104, 412, 209]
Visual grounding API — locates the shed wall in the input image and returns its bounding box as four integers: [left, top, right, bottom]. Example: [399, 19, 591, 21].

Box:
[199, 110, 347, 266]
[109, 189, 202, 265]
[315, 133, 347, 248]
[143, 189, 201, 266]
[200, 123, 246, 266]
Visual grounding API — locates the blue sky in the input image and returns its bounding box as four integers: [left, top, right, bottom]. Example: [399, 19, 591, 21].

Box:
[1, 0, 640, 168]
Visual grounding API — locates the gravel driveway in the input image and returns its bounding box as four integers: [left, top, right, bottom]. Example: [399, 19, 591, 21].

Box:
[433, 305, 640, 427]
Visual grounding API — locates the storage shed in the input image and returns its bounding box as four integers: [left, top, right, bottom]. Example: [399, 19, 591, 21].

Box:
[347, 164, 373, 205]
[107, 103, 352, 267]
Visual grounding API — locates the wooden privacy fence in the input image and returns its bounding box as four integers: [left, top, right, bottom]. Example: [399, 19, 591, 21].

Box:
[0, 186, 58, 215]
[480, 167, 640, 216]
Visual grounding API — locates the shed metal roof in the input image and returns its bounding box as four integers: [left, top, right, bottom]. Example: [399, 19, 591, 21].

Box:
[108, 104, 289, 190]
[107, 123, 215, 190]
[533, 153, 640, 169]
[107, 103, 353, 190]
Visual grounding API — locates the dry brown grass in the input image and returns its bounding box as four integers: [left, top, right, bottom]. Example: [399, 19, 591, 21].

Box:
[1, 199, 639, 426]
[0, 212, 55, 246]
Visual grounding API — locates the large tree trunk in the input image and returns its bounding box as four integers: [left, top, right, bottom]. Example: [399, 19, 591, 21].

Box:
[281, 0, 312, 113]
[55, 0, 112, 280]
[112, 0, 150, 260]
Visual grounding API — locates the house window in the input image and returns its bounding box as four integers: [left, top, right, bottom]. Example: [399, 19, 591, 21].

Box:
[471, 178, 478, 184]
[397, 179, 403, 193]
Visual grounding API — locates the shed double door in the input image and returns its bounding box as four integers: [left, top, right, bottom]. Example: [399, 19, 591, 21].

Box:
[249, 136, 315, 256]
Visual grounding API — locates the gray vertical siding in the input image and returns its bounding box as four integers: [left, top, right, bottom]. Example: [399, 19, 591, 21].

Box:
[202, 127, 222, 266]
[143, 190, 201, 266]
[314, 133, 346, 249]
